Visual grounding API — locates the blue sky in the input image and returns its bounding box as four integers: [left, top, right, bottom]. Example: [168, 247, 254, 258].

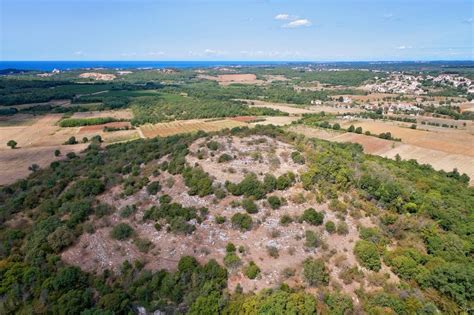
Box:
[1, 0, 473, 61]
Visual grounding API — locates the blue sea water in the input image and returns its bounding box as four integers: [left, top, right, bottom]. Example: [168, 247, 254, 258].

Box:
[0, 60, 297, 71]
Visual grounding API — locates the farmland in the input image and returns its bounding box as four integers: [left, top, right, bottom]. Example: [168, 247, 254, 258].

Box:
[139, 119, 247, 138]
[290, 124, 474, 185]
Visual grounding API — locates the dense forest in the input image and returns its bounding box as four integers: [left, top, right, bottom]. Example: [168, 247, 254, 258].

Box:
[0, 124, 472, 313]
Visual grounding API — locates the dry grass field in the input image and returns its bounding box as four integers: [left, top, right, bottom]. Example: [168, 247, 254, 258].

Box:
[198, 73, 264, 85]
[0, 111, 139, 186]
[338, 119, 474, 156]
[139, 118, 247, 138]
[71, 109, 133, 120]
[0, 144, 87, 186]
[290, 125, 474, 186]
[242, 99, 363, 115]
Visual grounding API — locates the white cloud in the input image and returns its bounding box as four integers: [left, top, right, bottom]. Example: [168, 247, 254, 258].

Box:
[188, 49, 227, 57]
[396, 45, 413, 50]
[74, 50, 84, 56]
[283, 19, 312, 28]
[463, 17, 473, 24]
[275, 13, 291, 20]
[147, 51, 165, 56]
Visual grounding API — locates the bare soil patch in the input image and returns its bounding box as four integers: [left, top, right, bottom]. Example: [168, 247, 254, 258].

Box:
[71, 109, 133, 120]
[199, 74, 264, 86]
[0, 144, 87, 186]
[78, 122, 132, 133]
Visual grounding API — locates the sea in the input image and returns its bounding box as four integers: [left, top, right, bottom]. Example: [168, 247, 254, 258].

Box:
[0, 61, 297, 71]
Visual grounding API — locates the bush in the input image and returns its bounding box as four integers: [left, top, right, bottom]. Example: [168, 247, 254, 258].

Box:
[64, 136, 78, 145]
[267, 196, 282, 209]
[280, 214, 293, 226]
[146, 181, 161, 195]
[215, 215, 226, 224]
[231, 213, 253, 231]
[244, 261, 261, 279]
[267, 246, 279, 258]
[226, 242, 236, 253]
[291, 151, 305, 164]
[206, 140, 220, 151]
[301, 208, 324, 225]
[354, 240, 381, 271]
[242, 198, 258, 214]
[224, 252, 241, 268]
[276, 172, 295, 190]
[218, 153, 233, 163]
[336, 221, 349, 235]
[305, 230, 322, 248]
[303, 258, 329, 286]
[325, 221, 336, 233]
[263, 173, 277, 192]
[111, 223, 134, 240]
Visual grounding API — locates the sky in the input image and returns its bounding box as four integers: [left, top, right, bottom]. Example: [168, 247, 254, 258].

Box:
[1, 0, 473, 61]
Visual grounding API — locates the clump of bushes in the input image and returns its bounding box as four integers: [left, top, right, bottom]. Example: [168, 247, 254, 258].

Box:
[325, 221, 336, 233]
[354, 240, 381, 271]
[146, 181, 161, 195]
[303, 258, 329, 286]
[244, 261, 261, 279]
[231, 213, 253, 231]
[242, 198, 258, 214]
[301, 208, 324, 226]
[291, 151, 305, 164]
[267, 196, 282, 209]
[218, 153, 233, 163]
[111, 223, 134, 240]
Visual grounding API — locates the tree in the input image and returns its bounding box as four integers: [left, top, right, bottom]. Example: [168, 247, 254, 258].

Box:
[54, 149, 61, 156]
[64, 136, 78, 145]
[7, 140, 17, 149]
[333, 123, 341, 130]
[354, 240, 381, 271]
[355, 126, 363, 134]
[347, 125, 355, 132]
[303, 258, 329, 286]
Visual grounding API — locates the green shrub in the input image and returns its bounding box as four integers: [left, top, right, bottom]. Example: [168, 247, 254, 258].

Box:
[280, 214, 293, 226]
[301, 208, 324, 225]
[305, 230, 322, 248]
[111, 223, 134, 240]
[325, 221, 336, 233]
[267, 196, 282, 209]
[336, 221, 349, 235]
[226, 242, 236, 253]
[218, 153, 233, 163]
[242, 198, 258, 214]
[215, 215, 226, 224]
[244, 261, 261, 279]
[146, 181, 161, 195]
[291, 151, 305, 164]
[231, 213, 253, 231]
[224, 252, 241, 268]
[354, 240, 381, 271]
[303, 258, 329, 286]
[206, 141, 220, 151]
